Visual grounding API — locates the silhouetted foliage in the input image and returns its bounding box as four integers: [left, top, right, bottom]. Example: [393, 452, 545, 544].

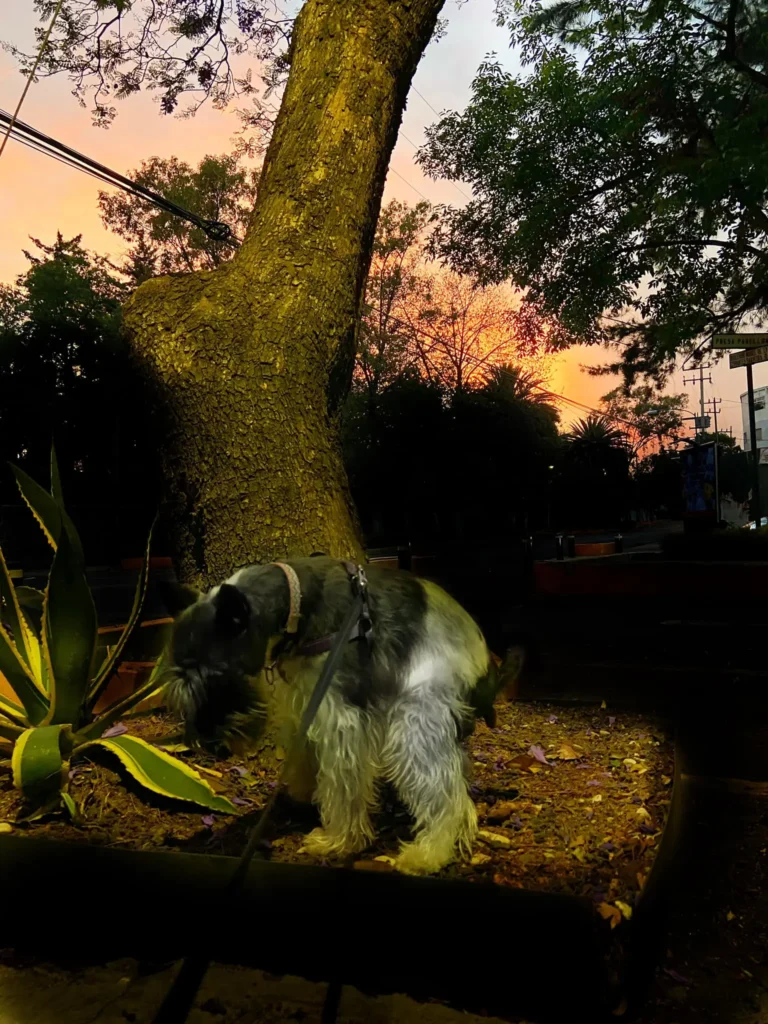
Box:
[342, 367, 560, 546]
[100, 154, 259, 275]
[556, 416, 632, 527]
[0, 235, 158, 560]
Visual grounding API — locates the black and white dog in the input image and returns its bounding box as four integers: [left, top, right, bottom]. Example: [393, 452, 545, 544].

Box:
[164, 556, 502, 875]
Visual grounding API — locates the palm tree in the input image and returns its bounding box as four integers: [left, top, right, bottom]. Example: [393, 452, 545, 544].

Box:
[560, 416, 631, 527]
[483, 363, 555, 404]
[563, 415, 628, 448]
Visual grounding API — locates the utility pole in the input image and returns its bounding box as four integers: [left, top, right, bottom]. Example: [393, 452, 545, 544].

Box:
[706, 397, 722, 524]
[683, 363, 713, 434]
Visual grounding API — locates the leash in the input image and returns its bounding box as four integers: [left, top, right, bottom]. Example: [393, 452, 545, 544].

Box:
[151, 565, 369, 1024]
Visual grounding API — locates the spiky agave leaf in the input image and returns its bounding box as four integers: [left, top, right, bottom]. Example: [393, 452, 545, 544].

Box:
[0, 621, 48, 725]
[12, 724, 66, 800]
[41, 523, 97, 728]
[79, 734, 237, 813]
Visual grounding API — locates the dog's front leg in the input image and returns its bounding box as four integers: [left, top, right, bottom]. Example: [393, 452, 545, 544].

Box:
[303, 692, 380, 858]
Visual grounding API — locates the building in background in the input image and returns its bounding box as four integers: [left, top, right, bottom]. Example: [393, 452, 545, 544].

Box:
[740, 386, 768, 451]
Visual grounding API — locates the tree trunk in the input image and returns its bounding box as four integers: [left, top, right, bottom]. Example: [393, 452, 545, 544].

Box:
[124, 0, 446, 587]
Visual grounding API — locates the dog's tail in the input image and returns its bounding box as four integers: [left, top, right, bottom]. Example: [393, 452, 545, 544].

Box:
[469, 646, 526, 729]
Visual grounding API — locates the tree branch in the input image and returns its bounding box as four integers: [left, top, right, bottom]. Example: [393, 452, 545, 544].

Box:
[628, 237, 768, 259]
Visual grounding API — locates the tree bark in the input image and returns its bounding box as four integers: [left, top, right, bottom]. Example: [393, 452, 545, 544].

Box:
[124, 0, 446, 587]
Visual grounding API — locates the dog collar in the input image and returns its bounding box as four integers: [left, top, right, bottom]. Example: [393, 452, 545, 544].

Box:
[271, 561, 301, 634]
[267, 560, 372, 664]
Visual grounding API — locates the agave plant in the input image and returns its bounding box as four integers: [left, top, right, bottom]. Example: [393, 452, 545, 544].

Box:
[0, 450, 235, 817]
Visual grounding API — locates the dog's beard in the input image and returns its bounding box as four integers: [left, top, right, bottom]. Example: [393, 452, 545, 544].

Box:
[165, 664, 267, 752]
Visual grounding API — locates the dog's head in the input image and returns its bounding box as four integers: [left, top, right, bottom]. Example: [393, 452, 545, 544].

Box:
[161, 581, 269, 749]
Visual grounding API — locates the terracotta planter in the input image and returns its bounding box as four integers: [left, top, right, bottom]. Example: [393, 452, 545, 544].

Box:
[574, 541, 616, 557]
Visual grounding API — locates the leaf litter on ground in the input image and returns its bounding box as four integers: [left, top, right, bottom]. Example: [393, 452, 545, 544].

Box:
[0, 701, 673, 932]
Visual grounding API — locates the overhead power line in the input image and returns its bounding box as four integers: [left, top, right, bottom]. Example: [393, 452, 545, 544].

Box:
[0, 108, 240, 247]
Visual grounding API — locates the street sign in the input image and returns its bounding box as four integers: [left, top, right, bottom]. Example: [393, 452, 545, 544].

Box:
[729, 345, 768, 369]
[712, 333, 768, 350]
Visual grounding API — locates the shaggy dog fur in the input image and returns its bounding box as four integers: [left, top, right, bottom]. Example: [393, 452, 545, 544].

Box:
[164, 557, 502, 875]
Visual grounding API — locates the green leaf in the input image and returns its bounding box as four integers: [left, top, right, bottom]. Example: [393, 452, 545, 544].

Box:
[61, 791, 77, 820]
[81, 735, 237, 813]
[15, 587, 44, 636]
[50, 445, 64, 506]
[14, 587, 49, 692]
[0, 693, 27, 725]
[0, 545, 36, 673]
[10, 463, 62, 551]
[87, 521, 155, 710]
[11, 724, 65, 798]
[0, 622, 48, 725]
[43, 523, 97, 727]
[0, 718, 24, 742]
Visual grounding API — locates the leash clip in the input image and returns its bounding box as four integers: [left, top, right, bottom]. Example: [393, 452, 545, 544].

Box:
[349, 564, 373, 643]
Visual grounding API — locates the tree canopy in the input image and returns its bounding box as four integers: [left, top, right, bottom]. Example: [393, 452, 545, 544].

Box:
[100, 153, 259, 277]
[0, 235, 156, 526]
[12, 0, 294, 128]
[419, 0, 768, 384]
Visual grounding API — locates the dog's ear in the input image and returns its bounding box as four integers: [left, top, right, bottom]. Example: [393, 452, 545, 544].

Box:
[157, 580, 201, 617]
[214, 584, 251, 638]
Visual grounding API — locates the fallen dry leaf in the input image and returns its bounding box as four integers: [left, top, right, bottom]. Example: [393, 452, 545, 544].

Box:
[477, 829, 514, 849]
[487, 800, 518, 822]
[635, 807, 652, 824]
[556, 744, 582, 761]
[615, 900, 633, 920]
[471, 852, 493, 866]
[598, 902, 622, 929]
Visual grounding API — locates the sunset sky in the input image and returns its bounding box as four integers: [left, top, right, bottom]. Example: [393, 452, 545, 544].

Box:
[1, 0, 764, 442]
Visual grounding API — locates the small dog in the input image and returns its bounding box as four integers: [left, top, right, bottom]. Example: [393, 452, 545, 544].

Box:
[163, 556, 503, 875]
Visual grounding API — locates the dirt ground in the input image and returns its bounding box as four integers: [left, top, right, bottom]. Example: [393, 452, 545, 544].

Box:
[0, 700, 673, 921]
[1, 701, 765, 1024]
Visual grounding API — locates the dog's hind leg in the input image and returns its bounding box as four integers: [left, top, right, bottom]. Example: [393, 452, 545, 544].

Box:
[382, 690, 478, 875]
[302, 692, 381, 858]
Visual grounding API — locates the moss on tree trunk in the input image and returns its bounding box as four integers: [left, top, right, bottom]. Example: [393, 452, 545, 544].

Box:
[124, 0, 445, 587]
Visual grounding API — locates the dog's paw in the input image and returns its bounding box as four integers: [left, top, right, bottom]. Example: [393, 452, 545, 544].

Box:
[394, 842, 453, 876]
[302, 827, 365, 858]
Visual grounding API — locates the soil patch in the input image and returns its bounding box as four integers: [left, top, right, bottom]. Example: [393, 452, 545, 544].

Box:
[0, 699, 673, 925]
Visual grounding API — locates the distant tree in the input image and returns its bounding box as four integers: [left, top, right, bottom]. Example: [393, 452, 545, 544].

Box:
[99, 154, 259, 275]
[564, 416, 628, 451]
[696, 431, 739, 450]
[0, 235, 156, 533]
[342, 369, 447, 545]
[357, 200, 433, 407]
[342, 359, 560, 545]
[484, 362, 556, 404]
[602, 385, 688, 455]
[407, 271, 531, 396]
[634, 450, 683, 520]
[559, 416, 632, 526]
[356, 201, 548, 402]
[419, 0, 768, 384]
